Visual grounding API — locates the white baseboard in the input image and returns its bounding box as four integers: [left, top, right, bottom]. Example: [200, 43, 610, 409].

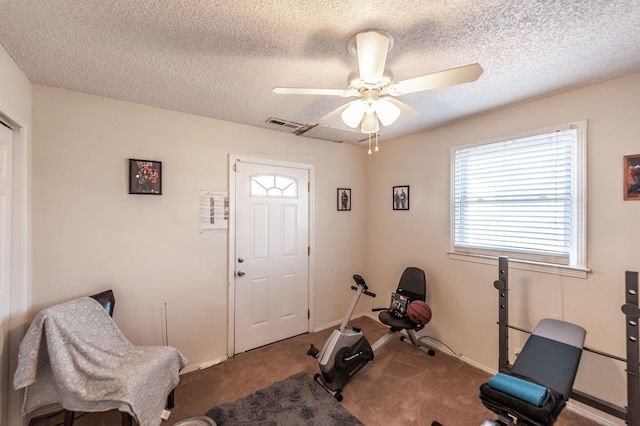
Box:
[180, 355, 228, 374]
[312, 312, 372, 333]
[563, 402, 622, 426]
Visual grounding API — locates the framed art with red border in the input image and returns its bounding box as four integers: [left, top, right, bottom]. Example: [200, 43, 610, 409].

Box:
[624, 154, 640, 200]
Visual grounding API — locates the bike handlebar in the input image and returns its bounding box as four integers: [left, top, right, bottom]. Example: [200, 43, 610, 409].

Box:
[350, 285, 376, 298]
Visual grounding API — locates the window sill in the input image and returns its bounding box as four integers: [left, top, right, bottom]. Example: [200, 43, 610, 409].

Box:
[447, 252, 591, 279]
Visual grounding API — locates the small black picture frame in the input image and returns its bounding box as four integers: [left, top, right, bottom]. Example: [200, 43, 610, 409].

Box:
[129, 159, 162, 195]
[393, 185, 409, 210]
[337, 188, 351, 211]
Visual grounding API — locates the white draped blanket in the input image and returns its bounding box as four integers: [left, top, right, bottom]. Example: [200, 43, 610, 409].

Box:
[14, 297, 188, 426]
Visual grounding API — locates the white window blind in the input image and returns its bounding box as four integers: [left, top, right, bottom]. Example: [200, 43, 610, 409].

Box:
[452, 123, 586, 269]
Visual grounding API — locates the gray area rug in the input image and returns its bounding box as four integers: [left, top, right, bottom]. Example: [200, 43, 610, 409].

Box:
[205, 372, 364, 425]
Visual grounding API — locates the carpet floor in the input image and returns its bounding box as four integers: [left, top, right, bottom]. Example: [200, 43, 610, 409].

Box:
[27, 316, 599, 425]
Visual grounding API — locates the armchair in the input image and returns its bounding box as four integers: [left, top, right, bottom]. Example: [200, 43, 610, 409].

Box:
[14, 290, 187, 426]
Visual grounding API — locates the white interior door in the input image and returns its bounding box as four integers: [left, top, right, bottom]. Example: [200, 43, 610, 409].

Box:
[233, 160, 309, 353]
[0, 123, 13, 426]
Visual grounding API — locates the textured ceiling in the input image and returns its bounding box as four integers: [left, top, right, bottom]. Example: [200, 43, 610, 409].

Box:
[1, 0, 640, 143]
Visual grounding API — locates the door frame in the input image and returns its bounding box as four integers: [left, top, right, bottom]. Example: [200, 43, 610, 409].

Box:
[227, 155, 315, 357]
[0, 100, 30, 426]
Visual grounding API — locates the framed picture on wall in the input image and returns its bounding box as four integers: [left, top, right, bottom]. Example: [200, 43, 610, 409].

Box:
[128, 159, 162, 195]
[337, 188, 351, 211]
[393, 185, 409, 210]
[624, 154, 640, 200]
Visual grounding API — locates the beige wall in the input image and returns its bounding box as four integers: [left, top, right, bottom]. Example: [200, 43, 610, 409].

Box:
[363, 73, 640, 424]
[0, 48, 31, 119]
[31, 85, 367, 368]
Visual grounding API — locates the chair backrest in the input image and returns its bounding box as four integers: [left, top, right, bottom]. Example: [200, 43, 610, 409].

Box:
[395, 267, 426, 302]
[90, 289, 115, 317]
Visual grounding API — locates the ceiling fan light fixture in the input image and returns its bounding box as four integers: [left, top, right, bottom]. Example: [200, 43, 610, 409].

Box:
[361, 111, 380, 134]
[274, 30, 483, 142]
[341, 101, 366, 128]
[375, 98, 401, 126]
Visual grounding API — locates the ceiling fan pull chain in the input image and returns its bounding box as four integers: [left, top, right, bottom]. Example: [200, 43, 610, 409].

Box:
[375, 132, 379, 152]
[368, 133, 372, 155]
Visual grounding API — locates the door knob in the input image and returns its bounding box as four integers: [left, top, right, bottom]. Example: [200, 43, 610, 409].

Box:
[237, 257, 245, 263]
[237, 270, 245, 277]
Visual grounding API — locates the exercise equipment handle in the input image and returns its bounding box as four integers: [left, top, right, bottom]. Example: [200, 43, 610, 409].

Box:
[350, 285, 376, 298]
[351, 274, 376, 297]
[339, 275, 374, 332]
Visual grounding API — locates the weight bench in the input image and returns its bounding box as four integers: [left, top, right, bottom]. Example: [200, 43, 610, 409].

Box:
[476, 257, 640, 426]
[480, 318, 586, 426]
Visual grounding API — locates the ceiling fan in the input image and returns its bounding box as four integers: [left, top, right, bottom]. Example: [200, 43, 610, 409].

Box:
[273, 29, 483, 136]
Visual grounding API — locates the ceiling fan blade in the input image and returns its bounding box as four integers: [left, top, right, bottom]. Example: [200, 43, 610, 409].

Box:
[272, 87, 353, 96]
[384, 97, 420, 120]
[356, 30, 390, 84]
[387, 63, 483, 96]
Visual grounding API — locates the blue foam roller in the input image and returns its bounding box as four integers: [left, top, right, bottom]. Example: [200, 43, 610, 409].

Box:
[488, 372, 550, 407]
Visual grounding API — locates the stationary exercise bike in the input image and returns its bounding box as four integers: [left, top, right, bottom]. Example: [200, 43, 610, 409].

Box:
[308, 269, 436, 401]
[307, 274, 376, 402]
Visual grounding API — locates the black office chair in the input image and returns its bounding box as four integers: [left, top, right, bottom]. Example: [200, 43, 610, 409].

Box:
[371, 267, 436, 356]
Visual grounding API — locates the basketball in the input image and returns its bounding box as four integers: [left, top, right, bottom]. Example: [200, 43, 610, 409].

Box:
[407, 300, 432, 325]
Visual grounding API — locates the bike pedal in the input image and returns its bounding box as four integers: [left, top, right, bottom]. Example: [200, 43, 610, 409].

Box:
[307, 344, 320, 358]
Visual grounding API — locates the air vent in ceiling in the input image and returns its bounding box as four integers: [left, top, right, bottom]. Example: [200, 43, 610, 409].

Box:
[266, 117, 304, 132]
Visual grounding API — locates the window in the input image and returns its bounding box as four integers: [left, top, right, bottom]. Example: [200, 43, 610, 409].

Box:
[450, 121, 587, 276]
[251, 174, 297, 197]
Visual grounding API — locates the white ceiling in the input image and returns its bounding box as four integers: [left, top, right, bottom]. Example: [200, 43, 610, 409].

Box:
[1, 0, 640, 144]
